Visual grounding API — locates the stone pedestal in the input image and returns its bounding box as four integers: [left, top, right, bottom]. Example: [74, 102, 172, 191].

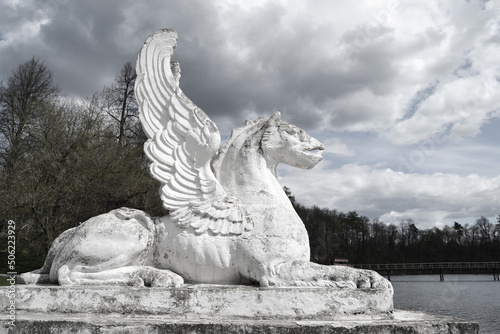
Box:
[2, 284, 393, 320]
[1, 285, 478, 333]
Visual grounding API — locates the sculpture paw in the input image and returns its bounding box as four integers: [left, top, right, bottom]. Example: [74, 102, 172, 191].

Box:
[17, 270, 51, 285]
[356, 269, 392, 290]
[58, 265, 73, 286]
[329, 280, 357, 289]
[369, 271, 392, 291]
[150, 271, 184, 288]
[128, 275, 145, 287]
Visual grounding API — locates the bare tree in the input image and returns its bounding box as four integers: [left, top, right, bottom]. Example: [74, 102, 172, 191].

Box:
[102, 62, 137, 143]
[0, 59, 163, 257]
[453, 222, 464, 244]
[475, 216, 493, 244]
[0, 57, 59, 171]
[408, 220, 419, 244]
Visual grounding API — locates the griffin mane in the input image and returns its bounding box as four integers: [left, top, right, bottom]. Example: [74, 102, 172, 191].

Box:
[212, 117, 270, 180]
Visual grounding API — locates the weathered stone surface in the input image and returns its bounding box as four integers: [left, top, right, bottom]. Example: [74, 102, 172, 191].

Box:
[1, 285, 392, 320]
[18, 30, 393, 305]
[0, 310, 479, 334]
[0, 285, 478, 333]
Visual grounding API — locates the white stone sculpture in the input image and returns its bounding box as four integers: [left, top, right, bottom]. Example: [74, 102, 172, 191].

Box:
[19, 29, 392, 293]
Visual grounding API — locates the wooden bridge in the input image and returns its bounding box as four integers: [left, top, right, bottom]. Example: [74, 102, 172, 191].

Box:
[352, 262, 500, 281]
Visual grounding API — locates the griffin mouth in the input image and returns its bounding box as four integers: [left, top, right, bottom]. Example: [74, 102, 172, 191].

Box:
[305, 145, 325, 154]
[304, 145, 325, 158]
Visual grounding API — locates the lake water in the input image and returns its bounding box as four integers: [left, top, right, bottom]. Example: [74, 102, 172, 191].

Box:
[392, 274, 500, 333]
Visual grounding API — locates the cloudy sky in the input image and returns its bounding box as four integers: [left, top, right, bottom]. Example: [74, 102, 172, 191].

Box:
[1, 0, 499, 229]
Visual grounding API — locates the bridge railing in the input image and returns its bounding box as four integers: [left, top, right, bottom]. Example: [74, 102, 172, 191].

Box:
[353, 262, 500, 271]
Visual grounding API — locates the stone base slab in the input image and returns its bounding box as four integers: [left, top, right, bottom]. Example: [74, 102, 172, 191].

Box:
[0, 310, 478, 333]
[1, 284, 393, 320]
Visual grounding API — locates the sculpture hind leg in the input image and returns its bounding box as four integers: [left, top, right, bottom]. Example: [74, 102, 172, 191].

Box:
[23, 208, 184, 287]
[57, 265, 183, 287]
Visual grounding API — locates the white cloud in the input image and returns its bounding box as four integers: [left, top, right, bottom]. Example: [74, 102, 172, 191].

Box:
[387, 71, 500, 145]
[380, 1, 500, 144]
[278, 161, 500, 229]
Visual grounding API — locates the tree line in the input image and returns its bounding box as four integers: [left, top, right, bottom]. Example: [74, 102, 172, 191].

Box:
[0, 58, 163, 265]
[1, 58, 498, 272]
[285, 188, 500, 265]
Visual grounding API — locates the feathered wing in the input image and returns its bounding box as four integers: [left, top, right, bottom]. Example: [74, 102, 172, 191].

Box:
[135, 29, 252, 235]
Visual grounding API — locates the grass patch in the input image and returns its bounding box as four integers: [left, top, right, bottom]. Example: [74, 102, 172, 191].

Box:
[0, 276, 13, 286]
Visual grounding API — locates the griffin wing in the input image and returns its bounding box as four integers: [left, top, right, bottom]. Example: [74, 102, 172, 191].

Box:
[135, 29, 252, 235]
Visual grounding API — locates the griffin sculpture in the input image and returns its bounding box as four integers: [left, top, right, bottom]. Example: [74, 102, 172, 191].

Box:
[19, 30, 392, 294]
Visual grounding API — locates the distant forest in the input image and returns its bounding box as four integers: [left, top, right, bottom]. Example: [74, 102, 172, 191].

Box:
[286, 187, 500, 265]
[1, 58, 499, 273]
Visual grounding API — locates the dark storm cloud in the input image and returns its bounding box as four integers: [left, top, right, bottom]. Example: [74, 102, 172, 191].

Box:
[0, 1, 407, 132]
[37, 1, 131, 96]
[1, 0, 499, 228]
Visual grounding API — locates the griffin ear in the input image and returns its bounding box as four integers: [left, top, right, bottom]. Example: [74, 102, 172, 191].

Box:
[266, 111, 281, 127]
